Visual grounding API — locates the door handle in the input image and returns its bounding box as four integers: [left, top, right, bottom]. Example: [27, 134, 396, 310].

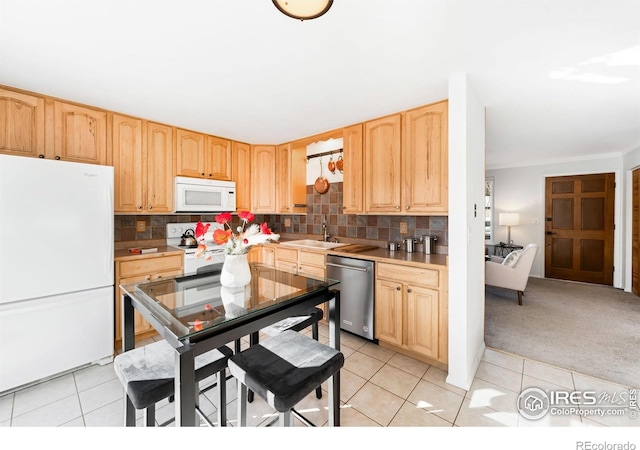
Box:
[546, 231, 556, 235]
[326, 262, 369, 272]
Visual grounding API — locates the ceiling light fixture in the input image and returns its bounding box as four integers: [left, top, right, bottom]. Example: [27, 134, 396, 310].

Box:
[272, 0, 333, 21]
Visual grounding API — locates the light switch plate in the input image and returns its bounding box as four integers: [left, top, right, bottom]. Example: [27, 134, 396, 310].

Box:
[136, 221, 146, 232]
[399, 221, 408, 234]
[284, 218, 291, 227]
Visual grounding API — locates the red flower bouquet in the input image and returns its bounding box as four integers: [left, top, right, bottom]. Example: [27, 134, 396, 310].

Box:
[195, 211, 279, 256]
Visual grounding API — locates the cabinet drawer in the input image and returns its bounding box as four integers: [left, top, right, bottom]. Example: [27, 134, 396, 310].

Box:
[298, 263, 325, 279]
[299, 250, 325, 267]
[118, 254, 183, 277]
[274, 247, 298, 262]
[377, 262, 439, 288]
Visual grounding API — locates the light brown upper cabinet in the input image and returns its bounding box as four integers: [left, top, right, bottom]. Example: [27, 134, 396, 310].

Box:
[232, 141, 252, 211]
[144, 122, 174, 212]
[112, 114, 143, 212]
[175, 129, 205, 178]
[0, 88, 46, 158]
[364, 100, 448, 215]
[364, 114, 402, 213]
[251, 145, 277, 213]
[204, 136, 232, 180]
[112, 114, 174, 213]
[341, 123, 364, 214]
[175, 129, 232, 180]
[402, 100, 448, 214]
[277, 143, 306, 214]
[53, 101, 108, 165]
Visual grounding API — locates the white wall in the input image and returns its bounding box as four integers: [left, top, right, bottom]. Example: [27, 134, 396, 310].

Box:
[486, 155, 625, 288]
[446, 73, 486, 390]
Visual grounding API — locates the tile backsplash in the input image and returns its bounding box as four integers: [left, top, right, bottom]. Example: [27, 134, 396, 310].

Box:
[115, 182, 448, 252]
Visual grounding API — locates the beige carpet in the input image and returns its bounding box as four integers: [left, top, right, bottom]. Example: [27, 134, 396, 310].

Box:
[485, 277, 640, 389]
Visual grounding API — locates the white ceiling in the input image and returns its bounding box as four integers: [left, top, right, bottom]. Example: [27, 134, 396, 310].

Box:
[1, 0, 639, 169]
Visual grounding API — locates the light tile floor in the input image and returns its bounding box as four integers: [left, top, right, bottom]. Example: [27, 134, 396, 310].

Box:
[1, 323, 638, 428]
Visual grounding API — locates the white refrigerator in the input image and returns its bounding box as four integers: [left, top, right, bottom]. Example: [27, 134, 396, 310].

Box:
[0, 154, 114, 393]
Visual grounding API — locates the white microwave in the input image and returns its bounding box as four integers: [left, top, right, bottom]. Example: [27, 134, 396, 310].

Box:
[174, 177, 236, 213]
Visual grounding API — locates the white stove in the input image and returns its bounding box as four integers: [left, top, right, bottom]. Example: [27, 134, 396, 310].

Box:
[166, 222, 226, 275]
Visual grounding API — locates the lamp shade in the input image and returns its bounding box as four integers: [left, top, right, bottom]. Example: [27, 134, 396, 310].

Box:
[499, 212, 520, 227]
[273, 0, 333, 20]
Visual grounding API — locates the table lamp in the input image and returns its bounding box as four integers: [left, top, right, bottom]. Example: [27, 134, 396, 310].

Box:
[499, 212, 520, 244]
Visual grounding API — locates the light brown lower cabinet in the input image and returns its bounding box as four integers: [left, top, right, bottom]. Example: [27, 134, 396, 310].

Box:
[375, 262, 448, 365]
[114, 253, 183, 346]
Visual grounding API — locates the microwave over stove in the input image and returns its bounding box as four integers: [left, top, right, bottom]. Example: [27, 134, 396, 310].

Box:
[174, 176, 236, 213]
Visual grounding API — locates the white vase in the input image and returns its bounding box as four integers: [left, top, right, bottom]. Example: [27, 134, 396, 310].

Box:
[220, 253, 251, 288]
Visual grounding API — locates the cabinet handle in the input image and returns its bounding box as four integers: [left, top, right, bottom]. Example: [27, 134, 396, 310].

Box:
[201, 173, 205, 176]
[396, 286, 401, 291]
[407, 288, 412, 293]
[395, 205, 399, 210]
[55, 156, 61, 160]
[149, 205, 153, 210]
[138, 205, 143, 210]
[406, 206, 410, 210]
[38, 154, 45, 158]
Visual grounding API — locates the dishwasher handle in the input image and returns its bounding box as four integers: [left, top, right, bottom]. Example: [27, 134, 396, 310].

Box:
[326, 262, 370, 272]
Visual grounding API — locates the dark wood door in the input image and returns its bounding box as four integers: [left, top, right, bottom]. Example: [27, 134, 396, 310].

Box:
[633, 168, 640, 296]
[545, 173, 615, 285]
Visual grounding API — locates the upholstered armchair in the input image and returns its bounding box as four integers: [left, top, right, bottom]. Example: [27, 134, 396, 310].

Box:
[485, 243, 538, 305]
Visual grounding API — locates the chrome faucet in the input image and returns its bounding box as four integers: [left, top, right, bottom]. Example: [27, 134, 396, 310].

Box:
[322, 215, 330, 242]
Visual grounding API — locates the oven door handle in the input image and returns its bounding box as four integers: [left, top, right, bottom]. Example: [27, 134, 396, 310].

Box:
[325, 262, 369, 272]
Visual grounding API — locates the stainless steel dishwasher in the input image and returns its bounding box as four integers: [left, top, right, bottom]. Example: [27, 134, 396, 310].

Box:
[326, 255, 375, 341]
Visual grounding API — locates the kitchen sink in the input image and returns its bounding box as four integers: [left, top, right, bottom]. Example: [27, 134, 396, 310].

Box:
[280, 239, 348, 250]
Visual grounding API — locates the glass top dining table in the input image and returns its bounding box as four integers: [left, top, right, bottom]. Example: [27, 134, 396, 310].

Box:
[119, 262, 341, 426]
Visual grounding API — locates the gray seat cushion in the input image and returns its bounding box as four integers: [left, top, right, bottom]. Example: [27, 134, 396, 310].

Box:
[228, 330, 343, 412]
[114, 340, 232, 410]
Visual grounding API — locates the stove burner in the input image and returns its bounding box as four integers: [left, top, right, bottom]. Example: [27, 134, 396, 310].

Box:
[178, 244, 199, 249]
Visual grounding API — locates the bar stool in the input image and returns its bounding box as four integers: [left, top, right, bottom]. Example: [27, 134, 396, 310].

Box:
[114, 339, 232, 426]
[228, 329, 344, 427]
[262, 307, 325, 399]
[240, 307, 325, 403]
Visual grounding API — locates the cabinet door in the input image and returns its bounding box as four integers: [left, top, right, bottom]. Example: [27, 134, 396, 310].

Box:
[342, 123, 364, 213]
[261, 246, 275, 266]
[176, 129, 205, 178]
[232, 141, 251, 211]
[251, 145, 277, 213]
[365, 114, 401, 213]
[204, 136, 232, 180]
[146, 122, 174, 212]
[375, 278, 403, 346]
[0, 88, 46, 158]
[112, 114, 144, 212]
[117, 273, 154, 341]
[402, 101, 448, 214]
[53, 101, 107, 164]
[277, 143, 292, 213]
[406, 284, 439, 359]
